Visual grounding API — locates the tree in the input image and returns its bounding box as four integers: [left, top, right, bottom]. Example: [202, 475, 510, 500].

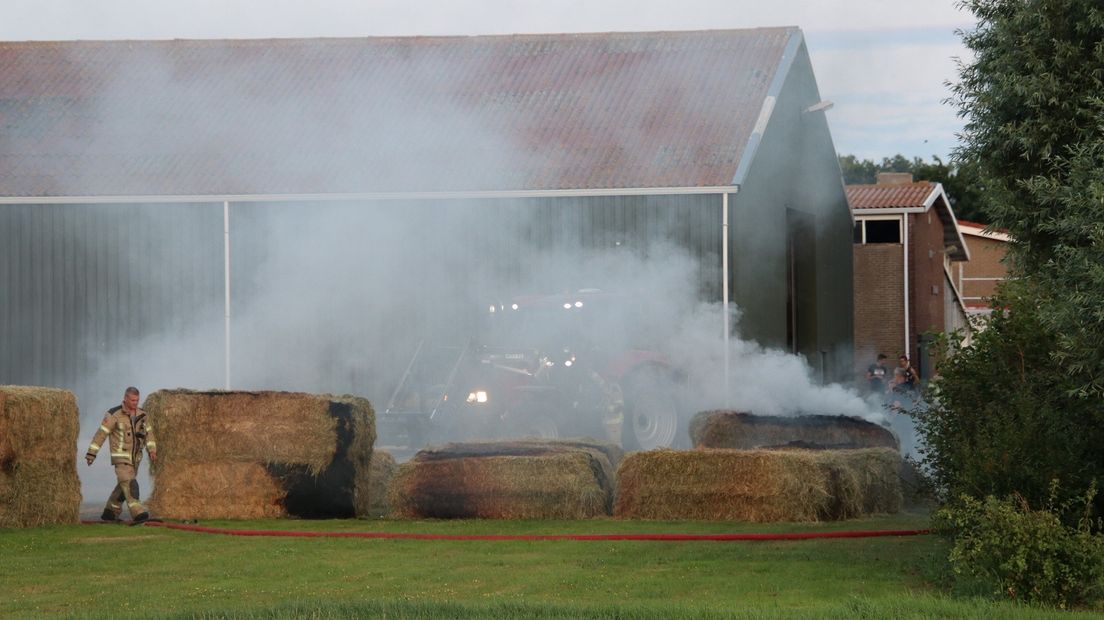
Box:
[951, 0, 1104, 395]
[917, 0, 1104, 523]
[837, 154, 879, 184]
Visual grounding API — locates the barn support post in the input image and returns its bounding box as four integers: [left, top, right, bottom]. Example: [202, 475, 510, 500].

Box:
[722, 192, 730, 408]
[223, 200, 231, 389]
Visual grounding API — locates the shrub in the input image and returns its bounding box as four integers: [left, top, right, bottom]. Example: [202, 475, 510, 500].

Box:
[936, 490, 1104, 608]
[911, 282, 1104, 523]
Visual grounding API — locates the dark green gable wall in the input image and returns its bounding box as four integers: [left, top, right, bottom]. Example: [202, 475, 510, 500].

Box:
[729, 42, 854, 383]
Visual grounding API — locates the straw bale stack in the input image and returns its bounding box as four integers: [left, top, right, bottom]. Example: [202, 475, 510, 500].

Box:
[0, 386, 81, 528]
[690, 410, 898, 451]
[614, 448, 901, 521]
[364, 451, 397, 518]
[389, 439, 620, 519]
[145, 389, 374, 520]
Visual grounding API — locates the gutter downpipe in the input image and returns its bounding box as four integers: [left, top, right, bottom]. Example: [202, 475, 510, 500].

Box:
[224, 201, 231, 390]
[903, 214, 910, 360]
[723, 192, 731, 408]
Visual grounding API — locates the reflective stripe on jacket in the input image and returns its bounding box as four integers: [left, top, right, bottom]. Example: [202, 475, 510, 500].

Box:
[86, 405, 157, 465]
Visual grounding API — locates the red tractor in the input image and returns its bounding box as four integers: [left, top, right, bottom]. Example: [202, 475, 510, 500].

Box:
[380, 290, 685, 451]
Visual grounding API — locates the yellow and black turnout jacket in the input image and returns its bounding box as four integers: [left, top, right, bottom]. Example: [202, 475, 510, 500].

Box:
[86, 406, 158, 466]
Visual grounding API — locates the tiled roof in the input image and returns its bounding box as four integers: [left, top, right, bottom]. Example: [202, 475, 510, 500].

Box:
[0, 29, 797, 197]
[845, 182, 937, 210]
[848, 181, 970, 261]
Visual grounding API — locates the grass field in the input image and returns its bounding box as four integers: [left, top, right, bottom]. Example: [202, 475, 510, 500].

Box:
[1, 513, 1100, 619]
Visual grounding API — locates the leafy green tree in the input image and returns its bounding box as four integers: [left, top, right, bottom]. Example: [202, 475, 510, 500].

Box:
[915, 0, 1104, 525]
[837, 154, 879, 184]
[950, 0, 1104, 395]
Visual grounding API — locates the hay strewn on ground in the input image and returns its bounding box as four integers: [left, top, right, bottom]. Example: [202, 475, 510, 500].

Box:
[389, 439, 619, 519]
[0, 386, 81, 528]
[364, 451, 397, 518]
[690, 410, 899, 451]
[614, 448, 901, 522]
[145, 390, 374, 520]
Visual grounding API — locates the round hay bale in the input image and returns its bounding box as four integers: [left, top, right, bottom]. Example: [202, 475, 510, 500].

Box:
[689, 410, 898, 451]
[389, 439, 619, 519]
[145, 390, 375, 519]
[0, 386, 82, 528]
[413, 438, 621, 490]
[614, 448, 901, 522]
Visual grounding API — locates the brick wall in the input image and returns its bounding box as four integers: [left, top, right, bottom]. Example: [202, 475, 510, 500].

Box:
[853, 243, 904, 377]
[958, 234, 1008, 307]
[909, 211, 949, 358]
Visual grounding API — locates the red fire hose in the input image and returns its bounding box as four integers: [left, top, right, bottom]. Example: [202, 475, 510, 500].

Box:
[95, 520, 929, 541]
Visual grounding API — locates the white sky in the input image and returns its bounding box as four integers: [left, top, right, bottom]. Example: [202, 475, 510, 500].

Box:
[1, 0, 976, 161]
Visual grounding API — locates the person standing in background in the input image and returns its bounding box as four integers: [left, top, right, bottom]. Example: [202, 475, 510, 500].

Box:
[865, 353, 890, 396]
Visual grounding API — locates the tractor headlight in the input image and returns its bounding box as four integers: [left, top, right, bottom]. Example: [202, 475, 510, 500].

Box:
[466, 390, 489, 404]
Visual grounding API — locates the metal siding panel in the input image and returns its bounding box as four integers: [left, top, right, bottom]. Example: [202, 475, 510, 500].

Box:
[31, 205, 45, 381]
[0, 207, 15, 380]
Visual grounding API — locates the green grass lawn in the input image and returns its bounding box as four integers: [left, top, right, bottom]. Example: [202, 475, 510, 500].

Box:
[1, 513, 1099, 619]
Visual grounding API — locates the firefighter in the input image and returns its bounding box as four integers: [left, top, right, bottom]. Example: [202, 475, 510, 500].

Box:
[85, 386, 157, 523]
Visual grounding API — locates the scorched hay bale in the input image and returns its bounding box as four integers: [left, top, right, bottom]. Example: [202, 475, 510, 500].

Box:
[389, 439, 619, 519]
[613, 448, 901, 522]
[144, 389, 374, 519]
[690, 410, 898, 451]
[0, 386, 81, 528]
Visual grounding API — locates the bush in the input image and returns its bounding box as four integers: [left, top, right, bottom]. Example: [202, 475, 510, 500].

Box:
[911, 282, 1104, 523]
[936, 490, 1104, 608]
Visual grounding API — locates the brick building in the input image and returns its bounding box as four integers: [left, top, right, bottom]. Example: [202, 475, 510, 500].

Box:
[847, 173, 971, 381]
[955, 220, 1010, 316]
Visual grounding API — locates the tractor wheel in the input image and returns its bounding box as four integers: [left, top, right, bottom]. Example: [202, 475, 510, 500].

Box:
[622, 373, 681, 451]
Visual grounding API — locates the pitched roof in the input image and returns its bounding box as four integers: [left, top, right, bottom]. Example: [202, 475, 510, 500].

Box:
[845, 181, 938, 210]
[0, 29, 799, 198]
[846, 181, 971, 261]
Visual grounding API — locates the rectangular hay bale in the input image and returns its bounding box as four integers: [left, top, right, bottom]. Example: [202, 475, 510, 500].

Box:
[147, 463, 286, 520]
[614, 448, 902, 522]
[0, 386, 82, 528]
[145, 389, 374, 519]
[389, 439, 619, 519]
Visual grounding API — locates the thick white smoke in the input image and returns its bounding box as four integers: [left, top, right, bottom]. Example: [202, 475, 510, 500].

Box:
[65, 38, 901, 503]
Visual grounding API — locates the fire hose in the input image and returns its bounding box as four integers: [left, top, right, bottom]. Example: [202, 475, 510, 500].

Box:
[84, 520, 931, 541]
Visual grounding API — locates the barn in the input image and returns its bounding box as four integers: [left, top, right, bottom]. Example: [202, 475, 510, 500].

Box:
[0, 28, 853, 450]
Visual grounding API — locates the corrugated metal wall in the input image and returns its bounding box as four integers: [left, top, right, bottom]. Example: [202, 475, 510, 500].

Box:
[1, 193, 723, 410]
[1, 203, 223, 397]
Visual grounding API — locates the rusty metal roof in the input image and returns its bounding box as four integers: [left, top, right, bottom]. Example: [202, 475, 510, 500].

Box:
[0, 29, 798, 198]
[845, 182, 938, 210]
